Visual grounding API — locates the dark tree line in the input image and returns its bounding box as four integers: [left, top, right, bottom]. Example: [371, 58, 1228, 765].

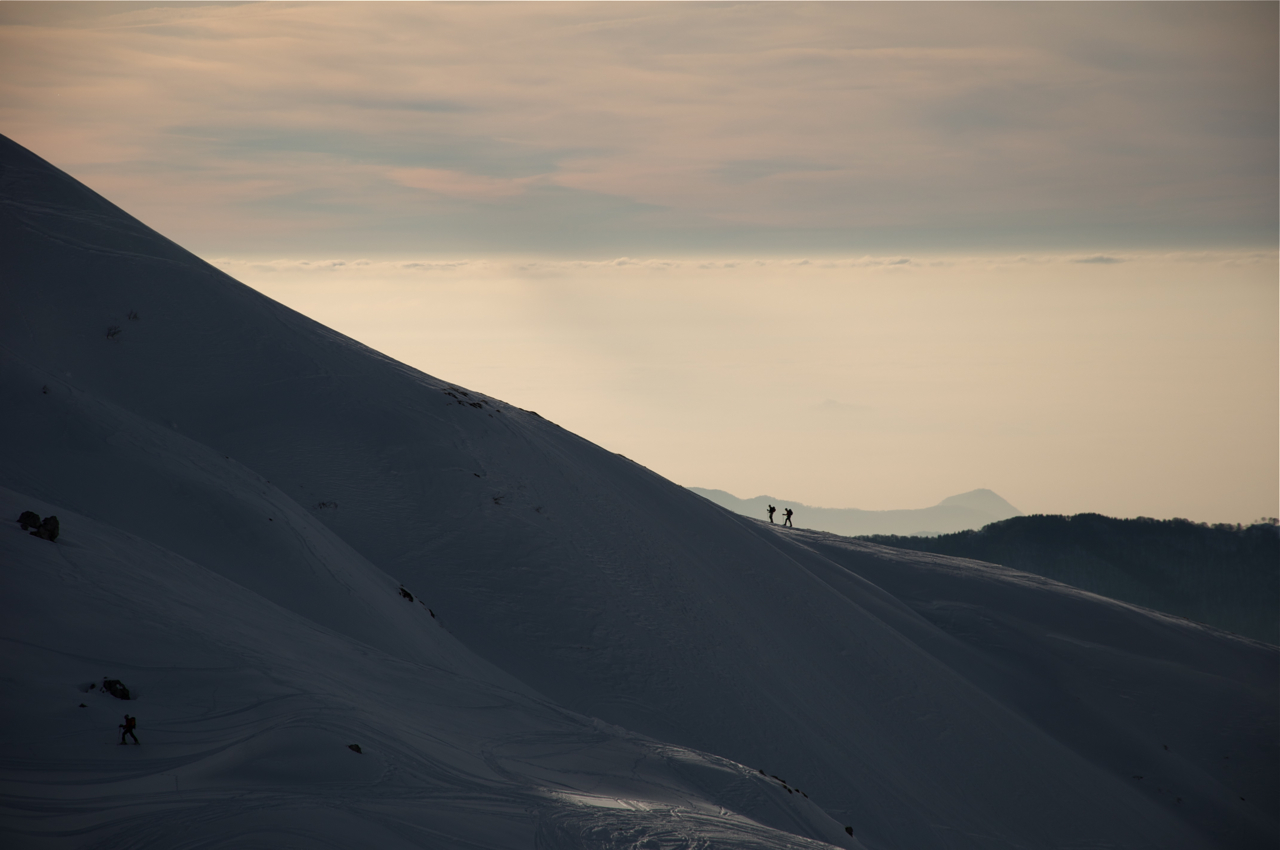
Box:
[860, 514, 1279, 645]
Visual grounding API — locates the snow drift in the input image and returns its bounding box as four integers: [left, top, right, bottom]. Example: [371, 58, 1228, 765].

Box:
[1, 134, 1275, 850]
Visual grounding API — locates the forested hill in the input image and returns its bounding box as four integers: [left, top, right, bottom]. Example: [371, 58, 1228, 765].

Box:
[861, 515, 1280, 645]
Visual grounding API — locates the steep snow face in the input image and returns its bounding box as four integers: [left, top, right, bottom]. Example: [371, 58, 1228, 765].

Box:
[2, 134, 1276, 850]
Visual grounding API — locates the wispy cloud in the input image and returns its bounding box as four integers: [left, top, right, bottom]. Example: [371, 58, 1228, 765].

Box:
[1, 2, 1274, 255]
[389, 168, 540, 201]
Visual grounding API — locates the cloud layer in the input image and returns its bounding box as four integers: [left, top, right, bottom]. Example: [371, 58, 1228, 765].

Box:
[2, 2, 1276, 255]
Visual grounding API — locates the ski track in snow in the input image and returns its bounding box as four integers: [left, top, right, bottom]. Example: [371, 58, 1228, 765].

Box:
[1, 134, 1276, 849]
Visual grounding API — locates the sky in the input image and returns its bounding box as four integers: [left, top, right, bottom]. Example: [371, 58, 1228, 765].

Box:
[2, 2, 1277, 522]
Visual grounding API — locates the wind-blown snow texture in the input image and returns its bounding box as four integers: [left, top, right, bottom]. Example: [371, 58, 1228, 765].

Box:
[2, 134, 1276, 850]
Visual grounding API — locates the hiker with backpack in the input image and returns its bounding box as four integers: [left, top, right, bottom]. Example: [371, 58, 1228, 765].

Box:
[119, 714, 139, 745]
[783, 508, 793, 527]
[767, 505, 776, 523]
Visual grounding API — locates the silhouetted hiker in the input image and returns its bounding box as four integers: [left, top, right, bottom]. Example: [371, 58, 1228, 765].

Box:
[119, 714, 138, 745]
[767, 505, 776, 523]
[783, 508, 793, 528]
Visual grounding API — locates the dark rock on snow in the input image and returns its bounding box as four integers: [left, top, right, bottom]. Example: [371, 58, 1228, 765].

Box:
[100, 678, 130, 700]
[22, 513, 59, 541]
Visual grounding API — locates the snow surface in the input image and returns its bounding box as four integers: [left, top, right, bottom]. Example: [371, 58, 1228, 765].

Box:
[1, 134, 1276, 849]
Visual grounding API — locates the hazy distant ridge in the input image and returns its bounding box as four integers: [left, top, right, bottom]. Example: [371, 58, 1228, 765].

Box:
[689, 487, 1021, 536]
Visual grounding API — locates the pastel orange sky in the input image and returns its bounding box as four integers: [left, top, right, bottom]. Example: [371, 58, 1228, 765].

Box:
[3, 2, 1276, 521]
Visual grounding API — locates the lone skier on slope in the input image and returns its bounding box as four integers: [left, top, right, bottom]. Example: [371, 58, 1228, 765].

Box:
[119, 714, 138, 745]
[783, 508, 793, 528]
[767, 505, 776, 523]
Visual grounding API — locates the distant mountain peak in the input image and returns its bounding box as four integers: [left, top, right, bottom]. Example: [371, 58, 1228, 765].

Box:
[935, 488, 1021, 516]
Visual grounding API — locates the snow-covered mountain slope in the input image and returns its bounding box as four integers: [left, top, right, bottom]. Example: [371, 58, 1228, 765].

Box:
[688, 487, 1022, 536]
[2, 134, 1276, 849]
[0, 486, 855, 850]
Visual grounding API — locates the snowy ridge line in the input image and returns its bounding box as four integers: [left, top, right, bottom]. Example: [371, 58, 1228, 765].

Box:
[688, 486, 1022, 537]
